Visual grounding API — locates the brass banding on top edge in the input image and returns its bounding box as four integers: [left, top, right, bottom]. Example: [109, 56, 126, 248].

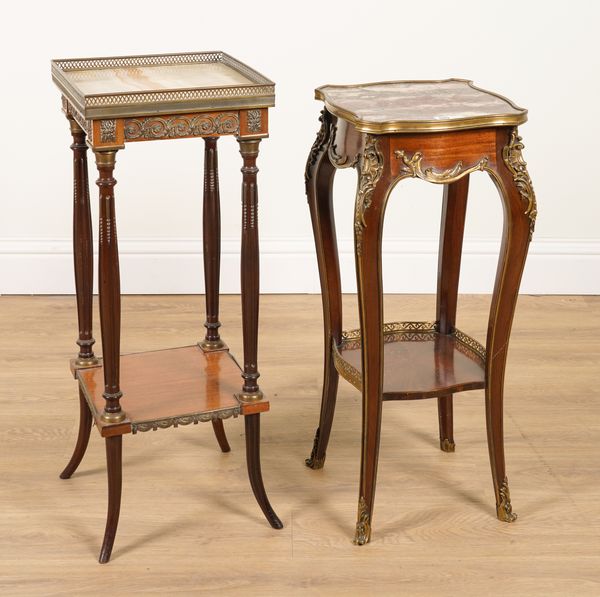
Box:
[52, 52, 275, 120]
[315, 79, 527, 134]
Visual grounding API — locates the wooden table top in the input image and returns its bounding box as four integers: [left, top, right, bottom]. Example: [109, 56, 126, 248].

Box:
[77, 346, 267, 436]
[315, 79, 527, 133]
[52, 51, 275, 119]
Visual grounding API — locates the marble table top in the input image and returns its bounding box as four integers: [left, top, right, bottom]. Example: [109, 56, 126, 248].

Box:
[315, 79, 527, 133]
[52, 51, 275, 119]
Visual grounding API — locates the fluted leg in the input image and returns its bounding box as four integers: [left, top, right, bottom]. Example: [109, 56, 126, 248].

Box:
[60, 387, 93, 479]
[245, 414, 283, 529]
[305, 110, 342, 469]
[200, 137, 226, 352]
[353, 136, 389, 545]
[436, 175, 469, 452]
[237, 139, 262, 402]
[485, 128, 536, 523]
[99, 435, 122, 563]
[95, 150, 125, 423]
[68, 117, 97, 366]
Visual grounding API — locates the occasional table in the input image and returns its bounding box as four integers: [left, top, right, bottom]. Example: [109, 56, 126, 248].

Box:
[304, 79, 536, 545]
[52, 51, 282, 563]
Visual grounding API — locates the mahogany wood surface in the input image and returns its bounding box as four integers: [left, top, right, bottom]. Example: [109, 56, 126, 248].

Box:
[56, 58, 280, 561]
[306, 85, 536, 547]
[339, 333, 485, 399]
[68, 118, 97, 366]
[304, 110, 343, 470]
[99, 436, 122, 564]
[200, 137, 225, 350]
[211, 419, 231, 453]
[95, 151, 124, 419]
[245, 414, 283, 529]
[238, 139, 262, 399]
[352, 134, 391, 544]
[59, 387, 92, 479]
[484, 126, 532, 522]
[389, 128, 497, 174]
[77, 346, 244, 429]
[436, 176, 470, 451]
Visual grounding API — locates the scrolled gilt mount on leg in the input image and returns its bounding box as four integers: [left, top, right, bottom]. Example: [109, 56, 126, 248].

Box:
[305, 427, 326, 469]
[496, 476, 518, 522]
[502, 128, 537, 240]
[353, 496, 371, 545]
[354, 135, 384, 256]
[305, 109, 334, 185]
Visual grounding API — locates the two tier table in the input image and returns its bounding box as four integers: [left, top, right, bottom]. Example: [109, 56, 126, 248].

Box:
[304, 79, 536, 545]
[52, 51, 282, 563]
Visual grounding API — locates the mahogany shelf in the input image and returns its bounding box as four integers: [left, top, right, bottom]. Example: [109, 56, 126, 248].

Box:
[333, 321, 486, 400]
[76, 345, 268, 437]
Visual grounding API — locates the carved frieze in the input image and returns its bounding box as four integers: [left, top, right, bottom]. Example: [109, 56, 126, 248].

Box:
[247, 109, 262, 133]
[124, 113, 239, 140]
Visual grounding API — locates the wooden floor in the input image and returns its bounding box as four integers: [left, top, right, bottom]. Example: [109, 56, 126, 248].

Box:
[1, 295, 599, 596]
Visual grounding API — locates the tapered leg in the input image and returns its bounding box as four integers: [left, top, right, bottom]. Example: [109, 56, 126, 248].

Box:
[99, 435, 122, 563]
[60, 387, 93, 479]
[68, 117, 98, 367]
[95, 150, 125, 423]
[353, 136, 389, 545]
[211, 419, 231, 453]
[244, 414, 283, 529]
[485, 128, 536, 523]
[436, 176, 469, 452]
[237, 139, 263, 401]
[305, 110, 342, 469]
[200, 137, 226, 351]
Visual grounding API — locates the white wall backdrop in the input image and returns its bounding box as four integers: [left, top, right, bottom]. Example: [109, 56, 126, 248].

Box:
[1, 0, 599, 294]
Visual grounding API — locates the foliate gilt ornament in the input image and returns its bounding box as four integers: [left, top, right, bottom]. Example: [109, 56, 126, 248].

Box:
[247, 109, 262, 133]
[394, 150, 488, 184]
[305, 110, 333, 185]
[502, 129, 537, 240]
[496, 476, 517, 522]
[354, 135, 384, 256]
[100, 119, 117, 143]
[353, 496, 371, 545]
[305, 427, 325, 469]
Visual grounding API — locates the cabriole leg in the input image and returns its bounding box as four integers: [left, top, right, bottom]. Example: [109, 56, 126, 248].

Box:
[305, 110, 342, 470]
[353, 135, 389, 545]
[436, 175, 469, 452]
[485, 128, 536, 523]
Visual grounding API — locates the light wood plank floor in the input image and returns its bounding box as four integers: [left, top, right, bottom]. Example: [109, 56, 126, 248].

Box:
[1, 295, 599, 596]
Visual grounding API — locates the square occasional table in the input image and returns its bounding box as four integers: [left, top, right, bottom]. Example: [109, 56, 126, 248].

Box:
[52, 51, 282, 563]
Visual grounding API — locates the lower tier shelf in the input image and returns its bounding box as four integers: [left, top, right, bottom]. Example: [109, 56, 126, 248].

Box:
[333, 321, 486, 400]
[76, 345, 268, 437]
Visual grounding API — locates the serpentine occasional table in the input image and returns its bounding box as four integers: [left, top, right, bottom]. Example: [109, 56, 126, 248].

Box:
[52, 51, 282, 563]
[304, 79, 536, 545]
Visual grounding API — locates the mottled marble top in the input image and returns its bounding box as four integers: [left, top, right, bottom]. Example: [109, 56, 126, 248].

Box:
[52, 52, 274, 119]
[315, 79, 527, 133]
